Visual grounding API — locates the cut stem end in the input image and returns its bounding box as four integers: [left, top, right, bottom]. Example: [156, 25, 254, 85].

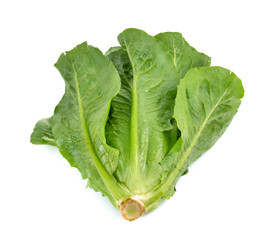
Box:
[119, 198, 145, 221]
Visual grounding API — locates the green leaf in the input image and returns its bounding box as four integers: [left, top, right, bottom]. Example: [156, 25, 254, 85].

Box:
[105, 46, 133, 180]
[147, 66, 244, 205]
[106, 29, 180, 194]
[51, 42, 130, 205]
[155, 32, 211, 78]
[30, 118, 56, 146]
[154, 32, 211, 158]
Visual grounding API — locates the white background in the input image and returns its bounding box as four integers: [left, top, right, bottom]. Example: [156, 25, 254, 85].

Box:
[1, 0, 272, 239]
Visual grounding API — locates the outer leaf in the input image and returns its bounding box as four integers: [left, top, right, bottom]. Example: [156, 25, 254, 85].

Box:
[155, 32, 211, 78]
[155, 32, 211, 174]
[147, 66, 244, 208]
[51, 42, 130, 205]
[107, 29, 179, 194]
[30, 118, 55, 146]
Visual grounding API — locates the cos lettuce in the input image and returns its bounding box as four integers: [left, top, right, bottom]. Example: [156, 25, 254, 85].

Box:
[31, 28, 244, 221]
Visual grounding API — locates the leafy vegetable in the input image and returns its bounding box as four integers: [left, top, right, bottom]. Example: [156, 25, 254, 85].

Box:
[31, 28, 244, 221]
